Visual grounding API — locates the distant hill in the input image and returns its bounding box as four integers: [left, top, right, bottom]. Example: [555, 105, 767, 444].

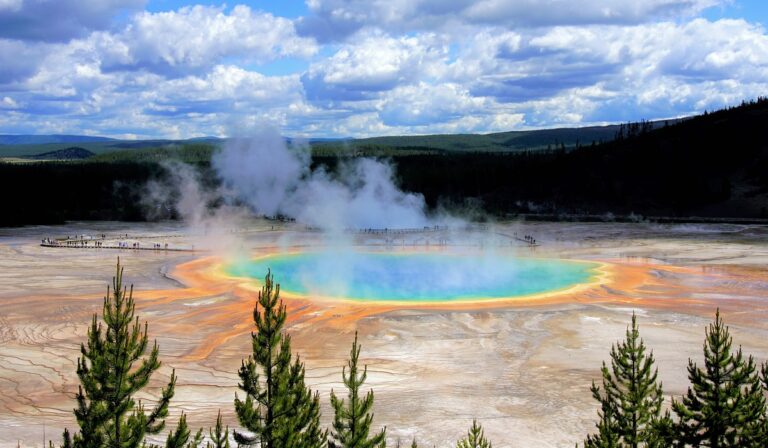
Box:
[0, 120, 679, 159]
[27, 147, 95, 160]
[0, 139, 214, 158]
[88, 143, 215, 164]
[109, 140, 181, 149]
[358, 125, 623, 151]
[309, 120, 681, 154]
[0, 134, 115, 145]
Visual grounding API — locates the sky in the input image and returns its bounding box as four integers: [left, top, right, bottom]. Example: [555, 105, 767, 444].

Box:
[0, 0, 766, 139]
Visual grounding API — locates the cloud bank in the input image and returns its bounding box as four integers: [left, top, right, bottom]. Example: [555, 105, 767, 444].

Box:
[0, 1, 767, 138]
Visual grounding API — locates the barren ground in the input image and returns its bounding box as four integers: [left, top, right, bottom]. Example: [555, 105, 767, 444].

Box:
[1, 220, 767, 447]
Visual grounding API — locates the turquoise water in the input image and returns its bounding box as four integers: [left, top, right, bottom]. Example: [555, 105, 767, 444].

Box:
[227, 251, 599, 302]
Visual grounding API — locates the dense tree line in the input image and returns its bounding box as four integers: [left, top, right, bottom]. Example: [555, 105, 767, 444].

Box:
[53, 260, 768, 448]
[0, 161, 219, 226]
[393, 98, 768, 218]
[2, 99, 768, 227]
[0, 162, 162, 226]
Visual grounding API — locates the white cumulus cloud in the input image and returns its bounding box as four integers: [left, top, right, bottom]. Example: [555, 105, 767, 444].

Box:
[297, 0, 725, 41]
[100, 5, 318, 75]
[0, 0, 144, 42]
[0, 1, 767, 138]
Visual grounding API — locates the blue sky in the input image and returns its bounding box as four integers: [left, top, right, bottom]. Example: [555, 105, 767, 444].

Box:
[0, 0, 767, 139]
[147, 1, 310, 18]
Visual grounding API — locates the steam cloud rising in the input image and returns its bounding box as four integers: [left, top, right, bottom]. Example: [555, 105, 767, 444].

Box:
[139, 129, 541, 299]
[212, 128, 434, 230]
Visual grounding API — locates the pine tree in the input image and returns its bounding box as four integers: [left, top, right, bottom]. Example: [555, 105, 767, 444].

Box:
[646, 411, 678, 448]
[63, 259, 177, 448]
[329, 332, 386, 448]
[583, 396, 620, 448]
[208, 411, 230, 448]
[165, 413, 204, 448]
[234, 270, 326, 448]
[760, 363, 768, 442]
[456, 420, 491, 448]
[672, 309, 765, 447]
[394, 439, 418, 448]
[584, 312, 669, 448]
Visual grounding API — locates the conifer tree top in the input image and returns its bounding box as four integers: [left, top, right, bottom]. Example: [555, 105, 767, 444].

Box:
[456, 419, 491, 448]
[234, 270, 326, 448]
[584, 311, 668, 448]
[673, 308, 765, 447]
[330, 331, 386, 448]
[64, 258, 176, 448]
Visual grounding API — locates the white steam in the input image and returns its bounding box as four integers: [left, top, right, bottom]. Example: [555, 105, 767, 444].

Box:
[143, 160, 249, 253]
[138, 136, 550, 300]
[212, 128, 434, 230]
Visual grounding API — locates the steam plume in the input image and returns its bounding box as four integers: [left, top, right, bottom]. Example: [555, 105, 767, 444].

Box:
[212, 128, 434, 230]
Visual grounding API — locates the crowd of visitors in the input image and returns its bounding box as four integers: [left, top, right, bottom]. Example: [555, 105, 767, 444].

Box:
[41, 234, 181, 251]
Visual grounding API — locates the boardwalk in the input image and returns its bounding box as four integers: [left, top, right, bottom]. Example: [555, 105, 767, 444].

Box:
[40, 242, 197, 252]
[40, 234, 198, 252]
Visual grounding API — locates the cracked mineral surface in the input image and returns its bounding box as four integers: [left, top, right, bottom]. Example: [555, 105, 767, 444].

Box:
[1, 220, 767, 447]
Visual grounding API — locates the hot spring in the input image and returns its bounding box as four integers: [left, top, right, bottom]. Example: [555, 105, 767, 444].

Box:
[226, 250, 601, 302]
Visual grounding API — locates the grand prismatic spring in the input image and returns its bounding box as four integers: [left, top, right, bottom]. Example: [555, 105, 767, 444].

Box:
[1, 220, 768, 447]
[227, 251, 601, 302]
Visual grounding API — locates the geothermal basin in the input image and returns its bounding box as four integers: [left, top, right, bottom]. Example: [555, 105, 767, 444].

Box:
[227, 251, 601, 302]
[2, 220, 768, 448]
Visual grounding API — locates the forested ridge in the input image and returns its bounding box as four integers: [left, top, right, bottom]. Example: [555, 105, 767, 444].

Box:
[2, 98, 767, 226]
